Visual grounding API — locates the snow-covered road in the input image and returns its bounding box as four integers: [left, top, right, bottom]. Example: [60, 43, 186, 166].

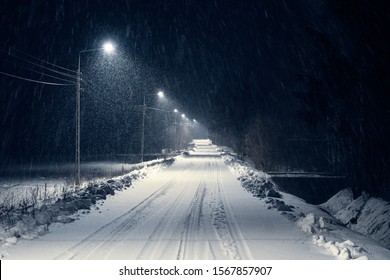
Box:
[55, 157, 256, 260]
[5, 140, 349, 259]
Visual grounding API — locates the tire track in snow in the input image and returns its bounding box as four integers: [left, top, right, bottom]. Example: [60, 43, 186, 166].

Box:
[136, 159, 210, 259]
[135, 176, 195, 259]
[177, 183, 216, 259]
[176, 159, 224, 259]
[210, 158, 253, 260]
[178, 157, 253, 260]
[54, 176, 180, 260]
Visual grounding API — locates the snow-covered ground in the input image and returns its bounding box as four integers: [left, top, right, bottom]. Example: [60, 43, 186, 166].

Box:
[0, 159, 165, 198]
[320, 188, 390, 249]
[223, 152, 390, 259]
[1, 139, 389, 260]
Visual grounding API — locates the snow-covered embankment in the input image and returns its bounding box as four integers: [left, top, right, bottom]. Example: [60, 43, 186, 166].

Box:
[0, 159, 174, 258]
[320, 188, 390, 250]
[223, 152, 390, 259]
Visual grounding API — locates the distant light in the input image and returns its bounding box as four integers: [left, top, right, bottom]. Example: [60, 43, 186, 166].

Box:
[181, 114, 186, 118]
[193, 119, 196, 122]
[157, 91, 164, 98]
[174, 109, 178, 113]
[102, 42, 115, 53]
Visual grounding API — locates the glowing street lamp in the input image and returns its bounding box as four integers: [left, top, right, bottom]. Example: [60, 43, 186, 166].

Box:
[157, 91, 165, 98]
[75, 41, 115, 186]
[102, 42, 115, 53]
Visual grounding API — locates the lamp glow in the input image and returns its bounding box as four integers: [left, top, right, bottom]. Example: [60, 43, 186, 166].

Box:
[157, 91, 164, 98]
[103, 42, 115, 53]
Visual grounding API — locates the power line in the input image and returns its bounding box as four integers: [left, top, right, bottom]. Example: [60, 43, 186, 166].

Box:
[0, 43, 77, 74]
[0, 56, 76, 84]
[10, 52, 76, 79]
[10, 47, 77, 74]
[0, 49, 76, 80]
[0, 70, 75, 86]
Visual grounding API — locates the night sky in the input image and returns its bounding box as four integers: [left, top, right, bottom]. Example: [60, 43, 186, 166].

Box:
[0, 1, 389, 198]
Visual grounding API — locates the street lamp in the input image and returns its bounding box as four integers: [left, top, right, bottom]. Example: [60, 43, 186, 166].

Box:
[140, 90, 165, 162]
[173, 109, 180, 151]
[157, 91, 164, 98]
[102, 42, 115, 53]
[75, 41, 115, 186]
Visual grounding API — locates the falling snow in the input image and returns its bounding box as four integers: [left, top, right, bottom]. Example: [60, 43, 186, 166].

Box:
[0, 0, 389, 261]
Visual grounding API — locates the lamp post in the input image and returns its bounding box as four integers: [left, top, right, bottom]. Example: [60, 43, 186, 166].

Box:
[140, 90, 165, 162]
[173, 109, 179, 151]
[140, 92, 146, 163]
[75, 42, 115, 186]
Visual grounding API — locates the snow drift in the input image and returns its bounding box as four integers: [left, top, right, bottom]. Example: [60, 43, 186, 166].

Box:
[321, 188, 390, 249]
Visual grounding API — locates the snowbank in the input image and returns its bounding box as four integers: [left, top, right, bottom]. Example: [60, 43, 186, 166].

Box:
[294, 212, 368, 259]
[321, 189, 390, 249]
[224, 153, 390, 259]
[312, 235, 368, 260]
[0, 158, 174, 258]
[320, 188, 354, 216]
[223, 155, 278, 197]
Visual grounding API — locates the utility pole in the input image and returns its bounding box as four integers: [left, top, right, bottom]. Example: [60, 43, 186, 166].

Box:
[174, 113, 177, 151]
[140, 92, 146, 162]
[75, 55, 81, 186]
[74, 42, 115, 187]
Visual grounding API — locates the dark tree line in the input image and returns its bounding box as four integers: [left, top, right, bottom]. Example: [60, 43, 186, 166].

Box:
[210, 0, 389, 200]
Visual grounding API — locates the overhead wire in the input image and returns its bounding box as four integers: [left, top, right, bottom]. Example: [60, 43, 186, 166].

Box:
[0, 56, 76, 84]
[0, 44, 77, 86]
[6, 51, 76, 79]
[0, 43, 77, 74]
[0, 48, 76, 80]
[0, 70, 75, 86]
[0, 44, 167, 110]
[9, 46, 77, 74]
